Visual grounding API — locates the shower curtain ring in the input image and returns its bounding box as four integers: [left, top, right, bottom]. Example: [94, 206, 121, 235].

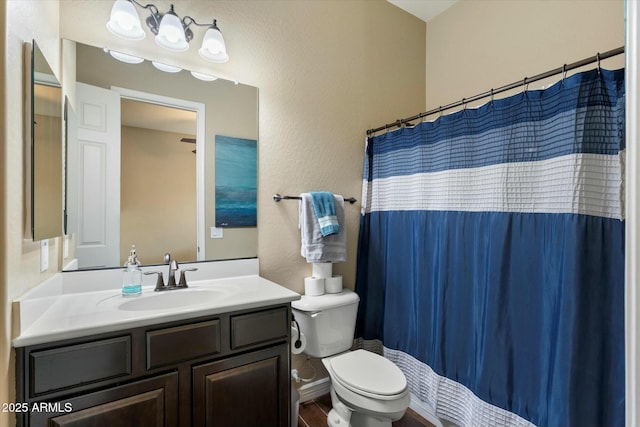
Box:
[596, 52, 601, 73]
[439, 106, 443, 118]
[490, 88, 495, 103]
[522, 77, 529, 93]
[562, 64, 568, 82]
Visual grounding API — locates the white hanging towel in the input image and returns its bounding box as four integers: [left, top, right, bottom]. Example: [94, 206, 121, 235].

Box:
[299, 193, 346, 262]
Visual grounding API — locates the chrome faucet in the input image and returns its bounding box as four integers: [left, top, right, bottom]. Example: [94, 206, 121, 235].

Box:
[166, 253, 178, 288]
[144, 253, 198, 291]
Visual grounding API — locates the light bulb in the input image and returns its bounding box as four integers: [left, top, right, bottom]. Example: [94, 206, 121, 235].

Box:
[190, 71, 218, 81]
[198, 24, 228, 63]
[152, 62, 182, 73]
[106, 0, 145, 40]
[155, 8, 188, 51]
[106, 49, 144, 64]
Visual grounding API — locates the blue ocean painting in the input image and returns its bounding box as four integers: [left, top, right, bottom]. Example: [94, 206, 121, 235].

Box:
[215, 135, 257, 227]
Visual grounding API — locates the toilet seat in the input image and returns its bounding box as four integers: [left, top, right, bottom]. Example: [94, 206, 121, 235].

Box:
[327, 350, 408, 400]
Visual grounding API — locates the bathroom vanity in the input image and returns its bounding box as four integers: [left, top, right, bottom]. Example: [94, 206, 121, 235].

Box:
[12, 259, 299, 427]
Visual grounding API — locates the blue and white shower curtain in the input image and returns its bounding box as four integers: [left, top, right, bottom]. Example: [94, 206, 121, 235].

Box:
[356, 68, 625, 427]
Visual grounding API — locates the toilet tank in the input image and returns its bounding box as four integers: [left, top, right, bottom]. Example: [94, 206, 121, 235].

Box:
[291, 289, 360, 358]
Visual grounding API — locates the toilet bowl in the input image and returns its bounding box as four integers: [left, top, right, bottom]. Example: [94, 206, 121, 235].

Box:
[291, 290, 410, 427]
[323, 349, 410, 427]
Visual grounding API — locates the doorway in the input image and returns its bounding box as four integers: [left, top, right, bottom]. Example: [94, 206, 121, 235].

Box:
[120, 98, 198, 264]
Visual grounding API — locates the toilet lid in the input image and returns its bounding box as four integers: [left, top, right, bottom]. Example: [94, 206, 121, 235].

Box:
[329, 350, 407, 397]
[291, 289, 359, 312]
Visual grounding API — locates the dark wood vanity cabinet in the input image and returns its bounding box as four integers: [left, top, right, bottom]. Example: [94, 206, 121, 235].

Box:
[193, 345, 288, 426]
[15, 304, 291, 427]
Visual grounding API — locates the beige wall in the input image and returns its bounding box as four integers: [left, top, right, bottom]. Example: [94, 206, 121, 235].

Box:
[121, 126, 198, 265]
[426, 0, 625, 112]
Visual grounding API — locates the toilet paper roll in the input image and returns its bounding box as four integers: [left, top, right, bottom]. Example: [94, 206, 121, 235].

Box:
[291, 326, 307, 354]
[325, 275, 343, 293]
[312, 262, 333, 279]
[304, 277, 325, 296]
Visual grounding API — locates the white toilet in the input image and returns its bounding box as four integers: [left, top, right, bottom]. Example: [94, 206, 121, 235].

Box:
[292, 289, 410, 427]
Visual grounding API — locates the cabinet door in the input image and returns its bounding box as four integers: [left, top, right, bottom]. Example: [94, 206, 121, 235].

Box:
[192, 345, 289, 427]
[29, 372, 178, 427]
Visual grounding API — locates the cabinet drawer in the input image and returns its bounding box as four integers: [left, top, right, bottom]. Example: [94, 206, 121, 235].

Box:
[30, 336, 131, 396]
[231, 307, 288, 349]
[146, 319, 221, 369]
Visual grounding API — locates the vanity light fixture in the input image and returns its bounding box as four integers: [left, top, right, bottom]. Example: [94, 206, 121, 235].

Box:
[106, 0, 229, 63]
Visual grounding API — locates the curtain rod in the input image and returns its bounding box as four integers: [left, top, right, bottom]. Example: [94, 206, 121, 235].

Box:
[366, 46, 625, 136]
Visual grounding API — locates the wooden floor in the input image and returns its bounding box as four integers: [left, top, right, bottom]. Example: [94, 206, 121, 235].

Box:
[297, 393, 435, 427]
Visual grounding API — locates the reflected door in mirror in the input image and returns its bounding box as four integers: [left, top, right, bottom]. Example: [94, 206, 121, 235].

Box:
[67, 82, 121, 269]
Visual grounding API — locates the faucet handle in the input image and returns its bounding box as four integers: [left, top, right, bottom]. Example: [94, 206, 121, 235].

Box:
[144, 271, 165, 291]
[178, 268, 198, 288]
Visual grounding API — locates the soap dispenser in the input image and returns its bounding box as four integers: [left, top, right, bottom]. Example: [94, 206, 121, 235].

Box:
[122, 245, 142, 297]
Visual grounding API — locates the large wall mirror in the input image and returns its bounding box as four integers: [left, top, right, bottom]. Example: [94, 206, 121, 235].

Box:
[65, 41, 258, 270]
[31, 40, 64, 241]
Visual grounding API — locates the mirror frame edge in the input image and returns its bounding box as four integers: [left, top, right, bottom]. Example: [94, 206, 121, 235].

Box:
[23, 40, 34, 240]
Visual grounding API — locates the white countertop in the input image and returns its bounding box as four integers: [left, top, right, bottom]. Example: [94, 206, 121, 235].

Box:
[13, 259, 300, 347]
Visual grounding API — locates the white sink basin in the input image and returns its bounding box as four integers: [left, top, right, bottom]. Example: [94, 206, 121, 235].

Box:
[118, 288, 227, 311]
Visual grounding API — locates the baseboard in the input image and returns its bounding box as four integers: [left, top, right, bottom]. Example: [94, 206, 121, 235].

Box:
[297, 377, 331, 403]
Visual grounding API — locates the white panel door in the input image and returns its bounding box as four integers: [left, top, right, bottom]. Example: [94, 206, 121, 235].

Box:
[67, 82, 121, 268]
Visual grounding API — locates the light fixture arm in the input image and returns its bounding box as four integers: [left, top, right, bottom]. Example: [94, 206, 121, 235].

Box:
[182, 16, 218, 29]
[128, 0, 159, 16]
[182, 17, 221, 42]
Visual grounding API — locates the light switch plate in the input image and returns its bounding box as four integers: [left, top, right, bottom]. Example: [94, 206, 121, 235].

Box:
[210, 227, 223, 239]
[40, 240, 49, 272]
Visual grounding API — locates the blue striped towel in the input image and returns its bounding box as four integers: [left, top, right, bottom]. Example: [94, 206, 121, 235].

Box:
[310, 192, 340, 236]
[299, 194, 346, 262]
